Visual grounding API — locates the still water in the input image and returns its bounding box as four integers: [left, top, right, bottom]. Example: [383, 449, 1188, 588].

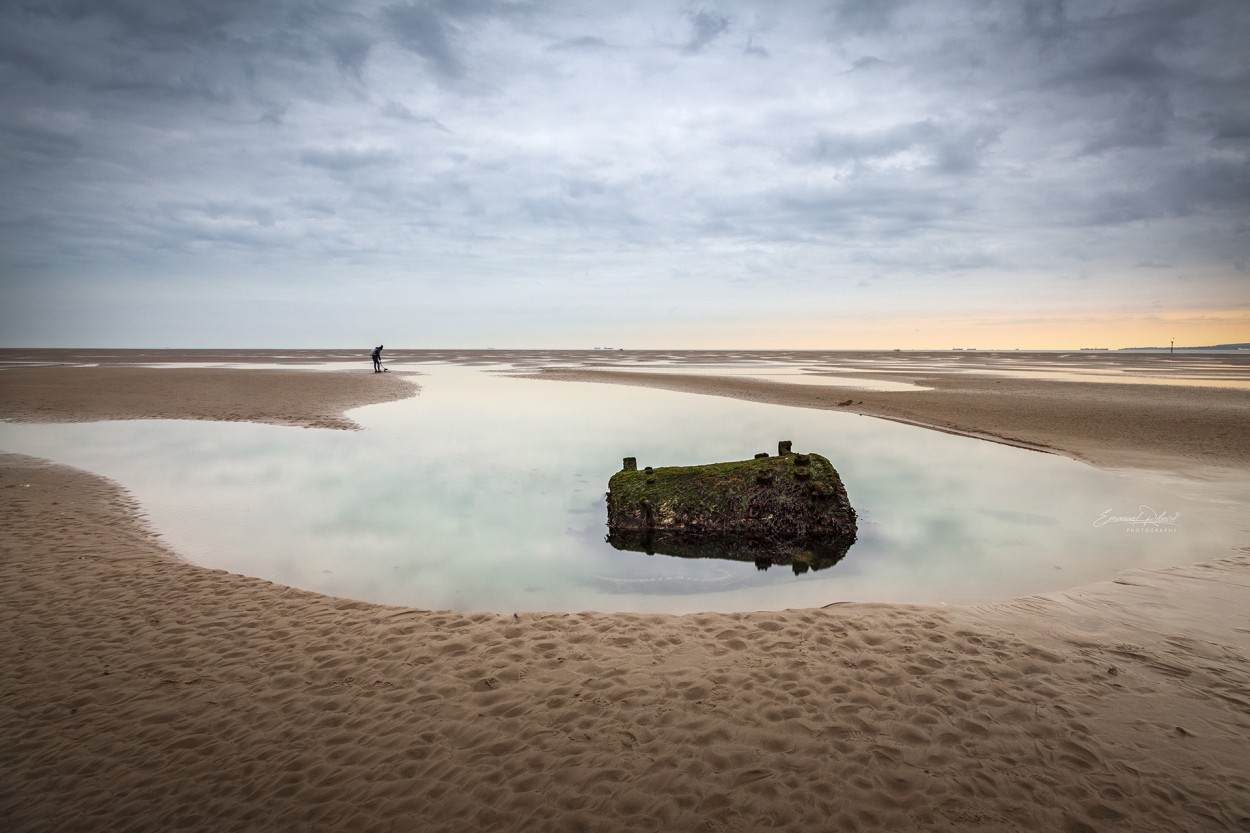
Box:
[2, 365, 1244, 613]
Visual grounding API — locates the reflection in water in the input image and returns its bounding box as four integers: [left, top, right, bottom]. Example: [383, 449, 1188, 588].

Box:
[1, 363, 1246, 613]
[606, 527, 856, 575]
[568, 366, 929, 391]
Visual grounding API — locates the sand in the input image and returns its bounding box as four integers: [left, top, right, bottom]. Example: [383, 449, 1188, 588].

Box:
[0, 365, 417, 430]
[524, 364, 1250, 475]
[2, 352, 1250, 832]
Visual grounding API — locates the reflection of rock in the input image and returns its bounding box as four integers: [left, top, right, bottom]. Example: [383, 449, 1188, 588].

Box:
[608, 528, 855, 574]
[606, 441, 857, 572]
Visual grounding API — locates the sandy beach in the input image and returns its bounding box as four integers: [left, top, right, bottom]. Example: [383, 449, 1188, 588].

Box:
[523, 355, 1250, 475]
[2, 351, 1249, 832]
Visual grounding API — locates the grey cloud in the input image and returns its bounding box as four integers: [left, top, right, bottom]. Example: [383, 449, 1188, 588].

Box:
[1067, 50, 1170, 86]
[25, 0, 245, 47]
[1035, 2, 1202, 92]
[562, 178, 607, 199]
[1, 119, 83, 160]
[743, 36, 768, 58]
[384, 4, 464, 79]
[100, 60, 238, 103]
[299, 146, 400, 170]
[693, 172, 979, 248]
[1, 0, 1247, 347]
[932, 125, 1003, 175]
[1210, 112, 1250, 143]
[1031, 150, 1250, 228]
[547, 36, 609, 52]
[851, 245, 1000, 272]
[380, 102, 449, 130]
[327, 31, 374, 80]
[1022, 0, 1067, 43]
[521, 197, 587, 226]
[774, 185, 963, 232]
[804, 122, 937, 164]
[0, 34, 73, 85]
[383, 0, 535, 80]
[1070, 188, 1158, 226]
[430, 0, 535, 20]
[829, 0, 906, 36]
[1079, 91, 1171, 155]
[684, 10, 730, 54]
[1161, 157, 1250, 214]
[162, 200, 278, 231]
[0, 0, 363, 114]
[801, 120, 1001, 174]
[849, 55, 885, 71]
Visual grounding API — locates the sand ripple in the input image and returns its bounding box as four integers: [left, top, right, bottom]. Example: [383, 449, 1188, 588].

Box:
[3, 454, 1249, 831]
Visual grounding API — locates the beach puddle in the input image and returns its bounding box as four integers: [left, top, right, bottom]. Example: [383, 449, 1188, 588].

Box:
[2, 364, 1245, 613]
[544, 365, 929, 391]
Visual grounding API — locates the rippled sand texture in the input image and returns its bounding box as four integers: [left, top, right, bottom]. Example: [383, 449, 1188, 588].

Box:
[2, 351, 1249, 831]
[3, 454, 1248, 832]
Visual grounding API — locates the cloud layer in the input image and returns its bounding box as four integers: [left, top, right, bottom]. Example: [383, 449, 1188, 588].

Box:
[1, 0, 1247, 347]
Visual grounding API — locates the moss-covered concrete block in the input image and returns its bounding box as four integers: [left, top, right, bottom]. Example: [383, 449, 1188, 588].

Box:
[606, 443, 857, 572]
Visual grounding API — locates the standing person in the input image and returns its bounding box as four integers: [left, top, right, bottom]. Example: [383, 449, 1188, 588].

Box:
[372, 344, 384, 373]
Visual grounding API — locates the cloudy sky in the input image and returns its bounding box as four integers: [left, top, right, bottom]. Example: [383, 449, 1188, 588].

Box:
[1, 0, 1247, 349]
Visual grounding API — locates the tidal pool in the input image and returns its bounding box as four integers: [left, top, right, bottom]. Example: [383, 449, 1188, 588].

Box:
[2, 364, 1244, 613]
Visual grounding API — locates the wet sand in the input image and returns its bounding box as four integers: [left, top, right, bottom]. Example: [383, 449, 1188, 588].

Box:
[2, 351, 1249, 831]
[522, 363, 1250, 475]
[0, 365, 416, 430]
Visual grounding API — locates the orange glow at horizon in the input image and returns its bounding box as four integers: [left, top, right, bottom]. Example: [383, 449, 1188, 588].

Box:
[652, 309, 1250, 351]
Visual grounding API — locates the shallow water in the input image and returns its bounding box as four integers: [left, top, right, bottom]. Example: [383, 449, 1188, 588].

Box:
[2, 364, 1244, 613]
[552, 365, 928, 391]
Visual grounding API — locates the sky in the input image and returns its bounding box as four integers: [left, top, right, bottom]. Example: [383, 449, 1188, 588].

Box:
[1, 0, 1247, 349]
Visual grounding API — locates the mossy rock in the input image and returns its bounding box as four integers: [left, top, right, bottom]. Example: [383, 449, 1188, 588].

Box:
[606, 446, 857, 571]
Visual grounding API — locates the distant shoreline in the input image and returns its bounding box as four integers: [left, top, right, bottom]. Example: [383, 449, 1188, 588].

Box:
[2, 345, 1249, 357]
[5, 350, 1248, 474]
